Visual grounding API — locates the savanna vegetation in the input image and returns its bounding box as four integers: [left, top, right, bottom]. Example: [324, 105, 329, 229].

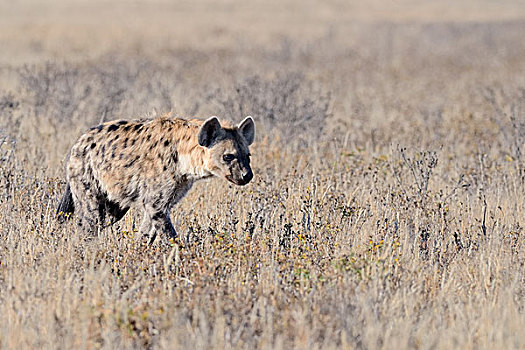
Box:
[0, 1, 524, 348]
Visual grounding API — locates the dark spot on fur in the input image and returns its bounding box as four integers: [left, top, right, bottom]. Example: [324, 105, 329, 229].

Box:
[118, 120, 128, 125]
[152, 212, 164, 220]
[81, 180, 90, 191]
[163, 165, 167, 171]
[90, 143, 96, 149]
[146, 134, 151, 141]
[107, 124, 119, 132]
[131, 139, 136, 146]
[111, 144, 117, 158]
[91, 124, 103, 132]
[173, 151, 178, 162]
[163, 140, 169, 147]
[114, 135, 119, 141]
[123, 138, 129, 148]
[128, 190, 139, 202]
[124, 156, 139, 168]
[124, 125, 132, 132]
[134, 124, 143, 132]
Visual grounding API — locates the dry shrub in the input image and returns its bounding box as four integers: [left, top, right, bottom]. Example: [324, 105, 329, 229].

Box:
[204, 73, 332, 146]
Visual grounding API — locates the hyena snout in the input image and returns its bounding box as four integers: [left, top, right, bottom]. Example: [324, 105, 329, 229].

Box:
[237, 167, 253, 185]
[242, 168, 253, 184]
[227, 165, 253, 186]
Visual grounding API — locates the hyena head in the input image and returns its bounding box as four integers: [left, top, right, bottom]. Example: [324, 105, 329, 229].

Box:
[198, 116, 255, 186]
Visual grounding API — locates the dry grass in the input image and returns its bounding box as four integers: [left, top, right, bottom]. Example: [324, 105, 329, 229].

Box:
[0, 1, 524, 349]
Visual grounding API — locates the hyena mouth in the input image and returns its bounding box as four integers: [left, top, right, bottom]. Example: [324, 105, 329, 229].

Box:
[226, 174, 252, 186]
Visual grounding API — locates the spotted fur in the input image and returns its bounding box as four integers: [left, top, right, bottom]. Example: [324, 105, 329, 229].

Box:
[57, 113, 255, 243]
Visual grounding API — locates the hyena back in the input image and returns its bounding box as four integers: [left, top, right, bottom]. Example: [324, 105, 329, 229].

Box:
[57, 114, 255, 243]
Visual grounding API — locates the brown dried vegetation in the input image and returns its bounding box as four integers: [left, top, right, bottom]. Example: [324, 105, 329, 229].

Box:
[0, 1, 524, 349]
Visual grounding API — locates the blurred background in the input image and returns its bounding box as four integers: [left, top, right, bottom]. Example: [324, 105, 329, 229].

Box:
[2, 0, 525, 64]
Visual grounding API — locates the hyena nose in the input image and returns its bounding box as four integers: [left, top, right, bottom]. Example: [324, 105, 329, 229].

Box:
[242, 169, 253, 183]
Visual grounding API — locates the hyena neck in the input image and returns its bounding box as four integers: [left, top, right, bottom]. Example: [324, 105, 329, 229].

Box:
[177, 151, 213, 181]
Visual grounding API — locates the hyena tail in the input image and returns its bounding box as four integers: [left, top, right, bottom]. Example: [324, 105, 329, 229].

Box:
[57, 183, 74, 221]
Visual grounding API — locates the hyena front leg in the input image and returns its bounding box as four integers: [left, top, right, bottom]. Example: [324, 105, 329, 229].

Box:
[140, 206, 177, 244]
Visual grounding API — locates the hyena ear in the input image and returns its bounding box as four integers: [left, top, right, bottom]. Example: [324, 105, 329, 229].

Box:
[198, 116, 222, 147]
[238, 116, 255, 145]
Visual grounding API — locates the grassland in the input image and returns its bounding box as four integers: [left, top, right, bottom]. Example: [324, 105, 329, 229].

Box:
[0, 1, 524, 348]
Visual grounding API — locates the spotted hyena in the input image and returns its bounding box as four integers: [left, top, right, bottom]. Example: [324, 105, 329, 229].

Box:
[57, 113, 255, 243]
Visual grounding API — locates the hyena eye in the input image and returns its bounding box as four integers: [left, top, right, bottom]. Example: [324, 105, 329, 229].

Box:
[223, 154, 235, 162]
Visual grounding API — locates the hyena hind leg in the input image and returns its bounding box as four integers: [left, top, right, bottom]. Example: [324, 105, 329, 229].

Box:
[56, 183, 75, 222]
[69, 180, 106, 235]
